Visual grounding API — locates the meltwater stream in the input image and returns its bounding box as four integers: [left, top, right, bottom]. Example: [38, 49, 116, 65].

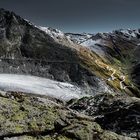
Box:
[0, 74, 84, 100]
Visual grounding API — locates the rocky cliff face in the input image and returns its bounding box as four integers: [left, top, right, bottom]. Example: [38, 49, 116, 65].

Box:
[0, 8, 140, 140]
[69, 93, 140, 139]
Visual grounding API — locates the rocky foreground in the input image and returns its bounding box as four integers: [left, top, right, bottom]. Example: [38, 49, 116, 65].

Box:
[0, 91, 138, 140]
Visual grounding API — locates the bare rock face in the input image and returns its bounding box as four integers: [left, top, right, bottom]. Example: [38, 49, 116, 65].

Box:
[69, 93, 140, 139]
[132, 64, 140, 89]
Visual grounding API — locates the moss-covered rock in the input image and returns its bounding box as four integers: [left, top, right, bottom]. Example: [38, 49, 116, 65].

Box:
[0, 91, 136, 140]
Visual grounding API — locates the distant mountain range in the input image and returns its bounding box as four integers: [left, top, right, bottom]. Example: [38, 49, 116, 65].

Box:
[0, 8, 140, 97]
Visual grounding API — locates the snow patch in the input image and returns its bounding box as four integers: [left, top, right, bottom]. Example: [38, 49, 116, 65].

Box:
[66, 33, 92, 44]
[81, 39, 101, 46]
[81, 39, 105, 56]
[118, 29, 137, 38]
[0, 74, 85, 101]
[39, 26, 64, 38]
[38, 26, 74, 44]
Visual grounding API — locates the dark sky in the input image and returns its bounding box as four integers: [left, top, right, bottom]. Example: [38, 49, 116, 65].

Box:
[0, 0, 140, 33]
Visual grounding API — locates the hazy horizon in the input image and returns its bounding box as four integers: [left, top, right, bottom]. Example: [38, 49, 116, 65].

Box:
[0, 0, 140, 33]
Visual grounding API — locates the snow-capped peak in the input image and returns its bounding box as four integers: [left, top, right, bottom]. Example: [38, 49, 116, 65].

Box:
[65, 33, 93, 44]
[114, 29, 140, 39]
[38, 26, 75, 45]
[39, 26, 65, 39]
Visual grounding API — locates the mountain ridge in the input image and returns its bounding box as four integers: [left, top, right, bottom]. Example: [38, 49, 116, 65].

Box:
[0, 8, 116, 96]
[0, 8, 140, 97]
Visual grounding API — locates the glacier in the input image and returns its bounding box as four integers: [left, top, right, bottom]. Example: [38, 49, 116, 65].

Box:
[0, 74, 85, 101]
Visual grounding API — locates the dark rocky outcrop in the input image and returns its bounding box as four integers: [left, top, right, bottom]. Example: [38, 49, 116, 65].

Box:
[132, 64, 140, 89]
[69, 93, 140, 139]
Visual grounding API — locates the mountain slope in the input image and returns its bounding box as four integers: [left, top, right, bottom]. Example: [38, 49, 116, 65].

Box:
[0, 8, 140, 97]
[0, 8, 113, 96]
[67, 30, 140, 97]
